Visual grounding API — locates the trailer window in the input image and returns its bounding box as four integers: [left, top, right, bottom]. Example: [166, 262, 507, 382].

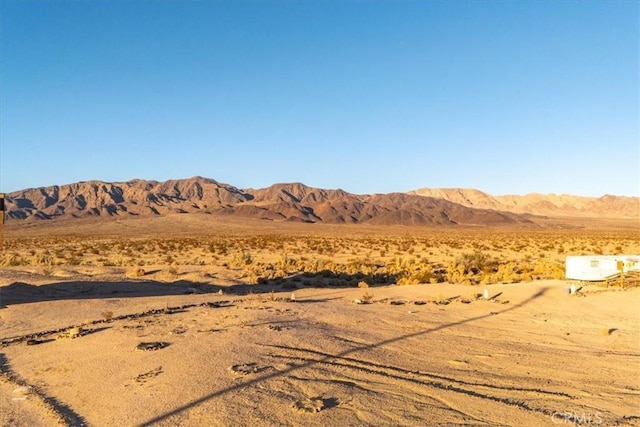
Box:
[590, 260, 599, 268]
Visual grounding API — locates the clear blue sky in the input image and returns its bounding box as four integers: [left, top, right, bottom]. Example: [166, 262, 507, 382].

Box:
[1, 1, 638, 197]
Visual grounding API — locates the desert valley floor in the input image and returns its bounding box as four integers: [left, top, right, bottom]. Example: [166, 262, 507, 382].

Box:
[0, 216, 639, 426]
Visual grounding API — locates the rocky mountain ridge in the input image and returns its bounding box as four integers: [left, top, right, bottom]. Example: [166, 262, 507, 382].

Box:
[3, 177, 637, 226]
[4, 177, 531, 226]
[408, 188, 639, 218]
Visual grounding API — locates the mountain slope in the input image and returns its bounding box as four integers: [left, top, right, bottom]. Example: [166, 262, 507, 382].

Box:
[4, 177, 535, 226]
[409, 188, 639, 219]
[5, 177, 251, 220]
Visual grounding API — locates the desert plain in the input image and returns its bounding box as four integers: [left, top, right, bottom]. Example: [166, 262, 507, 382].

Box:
[1, 215, 639, 426]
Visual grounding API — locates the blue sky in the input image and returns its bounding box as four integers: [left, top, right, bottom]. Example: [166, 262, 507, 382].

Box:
[1, 1, 638, 196]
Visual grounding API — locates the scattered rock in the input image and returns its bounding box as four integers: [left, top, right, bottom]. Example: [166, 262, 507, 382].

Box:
[134, 366, 163, 383]
[11, 386, 31, 401]
[12, 386, 31, 396]
[171, 326, 188, 335]
[58, 326, 83, 339]
[136, 342, 169, 351]
[293, 397, 326, 413]
[229, 363, 263, 376]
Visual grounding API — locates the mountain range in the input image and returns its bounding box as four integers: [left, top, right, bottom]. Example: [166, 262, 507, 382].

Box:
[408, 188, 639, 219]
[2, 177, 637, 227]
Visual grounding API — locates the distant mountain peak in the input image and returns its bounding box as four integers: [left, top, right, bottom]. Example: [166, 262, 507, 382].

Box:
[3, 177, 636, 225]
[2, 177, 537, 226]
[408, 187, 639, 219]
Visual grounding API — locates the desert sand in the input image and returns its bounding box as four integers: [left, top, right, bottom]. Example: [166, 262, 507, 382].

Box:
[1, 268, 639, 426]
[1, 218, 639, 426]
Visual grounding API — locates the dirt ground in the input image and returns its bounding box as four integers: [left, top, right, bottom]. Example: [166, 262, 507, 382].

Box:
[1, 219, 639, 426]
[1, 267, 639, 426]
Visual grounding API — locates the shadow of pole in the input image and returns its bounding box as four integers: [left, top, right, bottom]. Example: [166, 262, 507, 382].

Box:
[0, 353, 89, 426]
[138, 287, 549, 426]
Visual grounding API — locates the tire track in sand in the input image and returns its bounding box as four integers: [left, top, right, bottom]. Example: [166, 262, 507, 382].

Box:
[261, 343, 578, 424]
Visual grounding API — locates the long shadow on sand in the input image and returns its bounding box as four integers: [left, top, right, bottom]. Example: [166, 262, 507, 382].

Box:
[137, 287, 550, 426]
[0, 353, 89, 426]
[0, 270, 400, 309]
[0, 280, 222, 308]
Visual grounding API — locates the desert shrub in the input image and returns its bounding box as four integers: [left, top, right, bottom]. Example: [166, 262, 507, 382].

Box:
[396, 266, 435, 285]
[244, 272, 259, 284]
[230, 250, 253, 268]
[33, 254, 50, 266]
[5, 254, 28, 266]
[67, 256, 82, 266]
[457, 251, 492, 275]
[446, 263, 466, 284]
[532, 259, 565, 279]
[277, 254, 304, 273]
[411, 265, 436, 283]
[490, 261, 520, 283]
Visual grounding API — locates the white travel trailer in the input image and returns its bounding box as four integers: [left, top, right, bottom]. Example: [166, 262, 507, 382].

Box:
[565, 255, 640, 281]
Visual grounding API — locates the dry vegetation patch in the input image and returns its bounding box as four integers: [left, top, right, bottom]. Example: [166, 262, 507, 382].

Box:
[1, 227, 637, 289]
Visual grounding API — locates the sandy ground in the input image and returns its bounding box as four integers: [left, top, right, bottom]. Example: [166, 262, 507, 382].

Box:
[1, 268, 639, 426]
